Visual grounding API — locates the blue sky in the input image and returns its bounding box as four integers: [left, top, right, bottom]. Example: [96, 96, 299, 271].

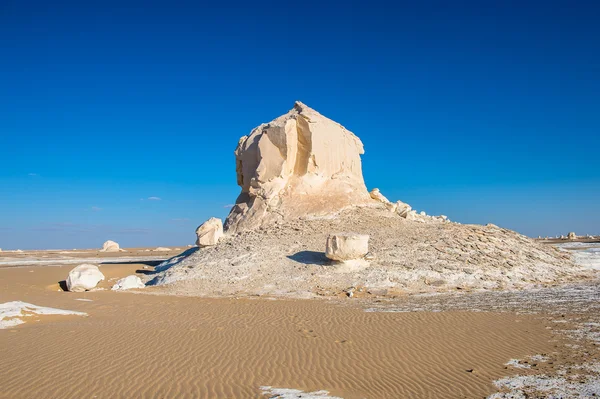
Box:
[1, 0, 599, 249]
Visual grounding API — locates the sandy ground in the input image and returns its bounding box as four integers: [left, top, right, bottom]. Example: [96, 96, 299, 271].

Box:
[1, 245, 598, 398]
[0, 257, 569, 399]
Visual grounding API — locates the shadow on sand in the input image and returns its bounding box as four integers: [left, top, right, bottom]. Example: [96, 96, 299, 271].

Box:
[287, 250, 329, 265]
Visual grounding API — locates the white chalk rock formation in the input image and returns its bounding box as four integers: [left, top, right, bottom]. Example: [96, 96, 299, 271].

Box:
[196, 217, 223, 246]
[568, 232, 577, 240]
[224, 101, 372, 233]
[154, 247, 171, 252]
[100, 240, 121, 252]
[112, 275, 145, 291]
[325, 233, 369, 261]
[66, 264, 105, 292]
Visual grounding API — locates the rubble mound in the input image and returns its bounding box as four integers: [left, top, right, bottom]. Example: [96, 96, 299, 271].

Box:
[150, 205, 590, 298]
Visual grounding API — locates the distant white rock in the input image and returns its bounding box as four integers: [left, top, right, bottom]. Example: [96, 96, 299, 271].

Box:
[325, 233, 369, 261]
[196, 217, 223, 246]
[111, 275, 145, 291]
[66, 264, 105, 292]
[567, 232, 577, 240]
[154, 247, 171, 252]
[100, 240, 122, 252]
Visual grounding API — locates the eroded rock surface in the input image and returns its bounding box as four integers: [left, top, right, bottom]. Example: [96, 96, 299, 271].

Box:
[326, 233, 369, 261]
[112, 275, 145, 291]
[66, 264, 105, 292]
[225, 101, 372, 233]
[196, 217, 223, 246]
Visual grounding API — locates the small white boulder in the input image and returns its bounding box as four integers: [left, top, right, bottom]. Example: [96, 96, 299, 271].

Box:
[196, 217, 223, 246]
[369, 188, 390, 204]
[395, 201, 412, 218]
[66, 264, 105, 292]
[154, 247, 171, 252]
[326, 233, 369, 261]
[111, 275, 145, 291]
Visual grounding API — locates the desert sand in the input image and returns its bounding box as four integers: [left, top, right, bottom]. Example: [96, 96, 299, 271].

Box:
[0, 255, 572, 398]
[1, 247, 599, 398]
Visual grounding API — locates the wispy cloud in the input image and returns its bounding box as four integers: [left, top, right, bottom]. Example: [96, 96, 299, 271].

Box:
[91, 206, 102, 212]
[148, 196, 161, 201]
[223, 204, 235, 209]
[28, 173, 38, 177]
[116, 228, 152, 235]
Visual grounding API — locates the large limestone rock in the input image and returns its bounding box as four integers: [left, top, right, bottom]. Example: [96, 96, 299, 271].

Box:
[112, 275, 145, 291]
[196, 217, 223, 246]
[224, 101, 372, 233]
[325, 233, 369, 261]
[100, 240, 121, 252]
[66, 264, 105, 292]
[568, 232, 577, 240]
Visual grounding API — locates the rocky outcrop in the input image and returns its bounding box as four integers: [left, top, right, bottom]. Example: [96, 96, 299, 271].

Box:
[224, 101, 372, 233]
[66, 264, 105, 292]
[112, 275, 145, 291]
[325, 233, 369, 261]
[196, 217, 223, 246]
[568, 232, 577, 240]
[100, 240, 122, 252]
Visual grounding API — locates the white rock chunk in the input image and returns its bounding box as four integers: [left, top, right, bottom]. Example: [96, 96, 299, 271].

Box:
[154, 247, 171, 252]
[100, 240, 122, 252]
[225, 101, 371, 233]
[325, 233, 369, 261]
[567, 232, 577, 240]
[66, 264, 105, 292]
[112, 275, 145, 291]
[369, 188, 390, 204]
[196, 217, 223, 246]
[395, 200, 412, 218]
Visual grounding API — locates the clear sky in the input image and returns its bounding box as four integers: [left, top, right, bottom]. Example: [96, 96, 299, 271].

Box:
[1, 0, 599, 249]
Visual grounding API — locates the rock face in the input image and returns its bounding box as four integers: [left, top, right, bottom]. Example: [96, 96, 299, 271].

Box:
[325, 233, 370, 261]
[66, 264, 105, 292]
[112, 275, 145, 291]
[196, 217, 223, 246]
[224, 101, 372, 233]
[100, 240, 121, 252]
[568, 232, 577, 240]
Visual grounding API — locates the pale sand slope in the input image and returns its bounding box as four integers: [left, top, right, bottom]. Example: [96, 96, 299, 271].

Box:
[152, 206, 591, 298]
[0, 263, 557, 399]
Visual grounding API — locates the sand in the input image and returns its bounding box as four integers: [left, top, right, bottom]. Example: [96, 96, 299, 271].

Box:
[0, 259, 563, 399]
